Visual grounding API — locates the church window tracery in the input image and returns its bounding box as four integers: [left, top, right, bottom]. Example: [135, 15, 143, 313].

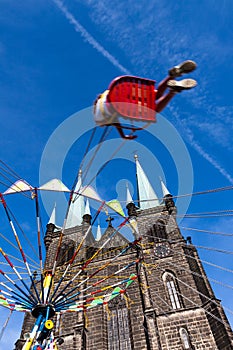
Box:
[154, 220, 167, 240]
[107, 295, 132, 350]
[163, 271, 182, 310]
[57, 241, 75, 266]
[148, 219, 167, 243]
[179, 327, 192, 349]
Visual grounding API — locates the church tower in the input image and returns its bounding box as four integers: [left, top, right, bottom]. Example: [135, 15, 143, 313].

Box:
[15, 157, 233, 349]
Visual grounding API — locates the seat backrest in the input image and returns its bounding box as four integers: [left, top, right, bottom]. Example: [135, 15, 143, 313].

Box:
[107, 76, 156, 122]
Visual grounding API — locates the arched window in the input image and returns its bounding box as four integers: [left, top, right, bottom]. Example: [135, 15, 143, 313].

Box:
[154, 220, 167, 240]
[107, 295, 132, 350]
[162, 272, 182, 310]
[179, 327, 192, 349]
[57, 241, 75, 266]
[148, 220, 167, 243]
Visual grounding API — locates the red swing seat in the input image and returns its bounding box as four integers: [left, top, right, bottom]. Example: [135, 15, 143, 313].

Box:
[107, 76, 157, 123]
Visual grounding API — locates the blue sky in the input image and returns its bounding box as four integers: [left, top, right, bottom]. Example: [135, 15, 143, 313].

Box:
[0, 0, 232, 348]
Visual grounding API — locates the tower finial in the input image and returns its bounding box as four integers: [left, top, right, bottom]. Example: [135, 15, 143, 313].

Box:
[159, 178, 176, 216]
[82, 198, 92, 224]
[84, 198, 91, 215]
[96, 222, 102, 241]
[126, 182, 137, 218]
[160, 178, 171, 197]
[106, 216, 114, 227]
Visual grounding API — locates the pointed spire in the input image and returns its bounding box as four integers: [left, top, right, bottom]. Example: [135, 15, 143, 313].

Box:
[134, 155, 160, 209]
[83, 198, 92, 224]
[159, 178, 176, 216]
[126, 182, 133, 205]
[96, 223, 102, 241]
[84, 198, 91, 215]
[160, 178, 177, 217]
[66, 170, 85, 228]
[126, 182, 137, 218]
[45, 205, 56, 250]
[106, 216, 114, 227]
[160, 178, 171, 197]
[48, 203, 56, 225]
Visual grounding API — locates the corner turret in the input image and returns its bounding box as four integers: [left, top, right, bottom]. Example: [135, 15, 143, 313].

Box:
[126, 182, 137, 218]
[160, 179, 177, 217]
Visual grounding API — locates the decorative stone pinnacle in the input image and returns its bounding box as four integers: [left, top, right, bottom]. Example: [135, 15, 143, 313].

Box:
[82, 213, 92, 225]
[106, 216, 114, 227]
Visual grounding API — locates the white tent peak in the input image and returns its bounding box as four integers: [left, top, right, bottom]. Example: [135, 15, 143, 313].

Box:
[79, 185, 102, 202]
[3, 180, 33, 195]
[39, 179, 70, 192]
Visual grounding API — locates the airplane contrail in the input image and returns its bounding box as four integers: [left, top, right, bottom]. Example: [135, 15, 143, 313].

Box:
[52, 0, 131, 75]
[187, 134, 233, 184]
[52, 0, 232, 185]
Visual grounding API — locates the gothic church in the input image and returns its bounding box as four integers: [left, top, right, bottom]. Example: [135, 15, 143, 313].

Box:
[15, 156, 233, 349]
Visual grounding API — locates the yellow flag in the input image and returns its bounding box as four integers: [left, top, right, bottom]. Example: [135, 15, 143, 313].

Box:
[106, 200, 125, 217]
[128, 218, 139, 235]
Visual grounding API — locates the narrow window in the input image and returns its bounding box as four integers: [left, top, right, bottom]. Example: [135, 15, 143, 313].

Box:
[163, 272, 182, 310]
[149, 220, 167, 242]
[179, 327, 192, 349]
[57, 242, 75, 266]
[107, 297, 132, 350]
[155, 220, 167, 240]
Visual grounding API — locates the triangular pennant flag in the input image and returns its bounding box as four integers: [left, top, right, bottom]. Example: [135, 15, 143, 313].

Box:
[3, 180, 33, 195]
[39, 179, 70, 192]
[88, 298, 103, 308]
[80, 185, 102, 202]
[104, 287, 122, 303]
[128, 218, 139, 235]
[106, 199, 125, 217]
[126, 274, 137, 288]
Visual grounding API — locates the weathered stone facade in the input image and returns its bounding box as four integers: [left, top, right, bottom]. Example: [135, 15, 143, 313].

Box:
[15, 199, 233, 349]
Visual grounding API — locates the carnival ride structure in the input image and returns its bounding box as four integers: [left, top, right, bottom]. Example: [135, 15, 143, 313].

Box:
[0, 73, 232, 349]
